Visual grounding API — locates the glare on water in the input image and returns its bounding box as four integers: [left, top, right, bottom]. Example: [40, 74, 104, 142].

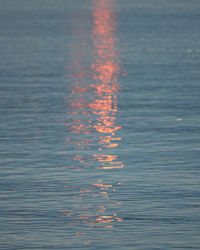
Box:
[63, 0, 124, 232]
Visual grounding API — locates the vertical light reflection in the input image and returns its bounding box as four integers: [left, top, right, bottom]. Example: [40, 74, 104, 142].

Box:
[90, 0, 123, 170]
[63, 0, 124, 231]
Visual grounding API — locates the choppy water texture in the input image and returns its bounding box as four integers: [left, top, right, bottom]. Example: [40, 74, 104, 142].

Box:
[1, 0, 200, 249]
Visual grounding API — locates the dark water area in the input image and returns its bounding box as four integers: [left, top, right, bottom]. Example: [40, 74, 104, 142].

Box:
[1, 0, 200, 249]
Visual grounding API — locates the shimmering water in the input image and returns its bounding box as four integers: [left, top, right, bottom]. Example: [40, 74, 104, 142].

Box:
[1, 0, 200, 249]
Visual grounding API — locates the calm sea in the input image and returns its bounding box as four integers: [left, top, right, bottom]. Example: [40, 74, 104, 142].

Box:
[0, 0, 200, 249]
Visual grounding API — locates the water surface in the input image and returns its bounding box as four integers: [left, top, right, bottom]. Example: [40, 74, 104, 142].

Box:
[0, 0, 200, 249]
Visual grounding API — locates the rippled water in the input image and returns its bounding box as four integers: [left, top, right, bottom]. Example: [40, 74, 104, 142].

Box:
[1, 0, 200, 249]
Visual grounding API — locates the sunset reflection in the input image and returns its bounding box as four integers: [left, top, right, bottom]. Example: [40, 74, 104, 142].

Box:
[61, 179, 123, 227]
[63, 0, 124, 230]
[90, 0, 123, 170]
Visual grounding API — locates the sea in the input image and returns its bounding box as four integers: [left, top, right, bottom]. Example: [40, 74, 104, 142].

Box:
[0, 0, 200, 249]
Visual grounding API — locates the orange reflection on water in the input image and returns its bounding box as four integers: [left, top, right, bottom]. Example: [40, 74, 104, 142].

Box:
[63, 0, 124, 230]
[91, 0, 121, 84]
[90, 0, 122, 146]
[61, 180, 123, 227]
[65, 0, 124, 170]
[90, 0, 123, 172]
[93, 154, 117, 162]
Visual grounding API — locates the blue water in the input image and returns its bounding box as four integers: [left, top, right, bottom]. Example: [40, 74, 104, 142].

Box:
[1, 0, 200, 249]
